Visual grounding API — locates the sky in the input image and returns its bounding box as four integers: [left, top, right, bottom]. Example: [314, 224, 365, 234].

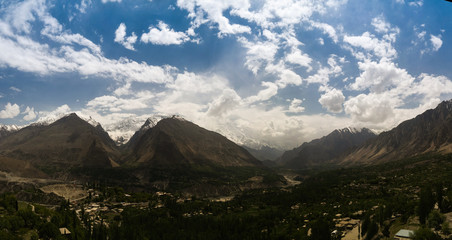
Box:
[0, 0, 451, 150]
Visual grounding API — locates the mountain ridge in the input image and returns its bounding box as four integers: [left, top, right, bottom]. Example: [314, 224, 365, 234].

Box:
[340, 99, 452, 165]
[278, 127, 377, 169]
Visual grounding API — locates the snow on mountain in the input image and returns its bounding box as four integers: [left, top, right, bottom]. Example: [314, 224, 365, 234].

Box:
[103, 115, 169, 145]
[0, 124, 21, 138]
[338, 127, 373, 134]
[0, 124, 21, 132]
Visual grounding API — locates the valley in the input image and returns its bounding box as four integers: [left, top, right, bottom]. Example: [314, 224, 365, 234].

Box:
[1, 100, 452, 239]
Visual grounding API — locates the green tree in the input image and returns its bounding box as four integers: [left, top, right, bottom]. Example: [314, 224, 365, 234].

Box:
[39, 222, 60, 240]
[413, 227, 441, 240]
[310, 218, 331, 240]
[427, 210, 444, 230]
[442, 221, 451, 235]
[365, 221, 378, 240]
[418, 187, 434, 225]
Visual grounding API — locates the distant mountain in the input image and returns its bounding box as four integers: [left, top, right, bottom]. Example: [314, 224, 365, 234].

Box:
[279, 127, 376, 169]
[125, 116, 262, 168]
[243, 145, 284, 162]
[0, 114, 283, 195]
[0, 124, 20, 139]
[340, 100, 452, 165]
[103, 115, 166, 145]
[0, 113, 120, 172]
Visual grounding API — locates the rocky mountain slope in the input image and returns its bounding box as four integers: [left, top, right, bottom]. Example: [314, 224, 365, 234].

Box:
[125, 116, 262, 168]
[340, 100, 452, 165]
[279, 127, 376, 169]
[0, 113, 120, 171]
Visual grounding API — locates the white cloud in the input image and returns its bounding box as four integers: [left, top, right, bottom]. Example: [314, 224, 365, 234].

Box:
[305, 55, 344, 85]
[288, 98, 305, 113]
[344, 93, 396, 124]
[371, 16, 391, 34]
[408, 1, 423, 7]
[101, 0, 121, 3]
[245, 82, 279, 103]
[141, 21, 190, 45]
[285, 48, 312, 71]
[309, 21, 338, 43]
[239, 38, 279, 74]
[0, 102, 20, 119]
[36, 104, 71, 123]
[9, 86, 21, 92]
[350, 59, 414, 93]
[176, 0, 251, 36]
[0, 1, 176, 84]
[319, 88, 345, 113]
[207, 89, 241, 116]
[430, 34, 443, 52]
[343, 32, 397, 59]
[114, 23, 137, 50]
[76, 0, 91, 14]
[86, 94, 152, 112]
[22, 106, 36, 121]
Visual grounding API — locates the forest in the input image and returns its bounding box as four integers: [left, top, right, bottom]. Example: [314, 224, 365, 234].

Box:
[1, 153, 452, 239]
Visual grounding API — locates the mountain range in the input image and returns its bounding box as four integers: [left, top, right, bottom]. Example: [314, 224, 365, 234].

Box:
[0, 100, 452, 194]
[0, 113, 273, 195]
[276, 99, 452, 168]
[278, 127, 377, 169]
[339, 99, 452, 165]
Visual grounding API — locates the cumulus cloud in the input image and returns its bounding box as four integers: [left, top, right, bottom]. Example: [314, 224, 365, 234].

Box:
[305, 55, 344, 85]
[430, 34, 443, 51]
[176, 0, 251, 36]
[22, 106, 36, 121]
[288, 98, 305, 113]
[319, 88, 345, 113]
[0, 1, 174, 84]
[141, 21, 190, 45]
[344, 93, 395, 124]
[101, 0, 121, 3]
[344, 32, 397, 59]
[371, 16, 391, 34]
[207, 89, 241, 117]
[114, 23, 137, 50]
[350, 59, 414, 93]
[0, 102, 20, 119]
[239, 38, 279, 74]
[285, 48, 312, 71]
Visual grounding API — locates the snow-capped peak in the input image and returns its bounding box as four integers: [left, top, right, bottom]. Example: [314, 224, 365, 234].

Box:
[82, 116, 101, 128]
[338, 127, 358, 133]
[31, 112, 74, 126]
[0, 124, 21, 132]
[337, 127, 373, 134]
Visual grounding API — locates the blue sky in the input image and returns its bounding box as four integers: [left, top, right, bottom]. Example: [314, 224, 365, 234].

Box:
[0, 0, 451, 149]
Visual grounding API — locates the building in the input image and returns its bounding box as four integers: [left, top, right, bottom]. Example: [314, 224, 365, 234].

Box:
[394, 229, 414, 239]
[59, 227, 71, 235]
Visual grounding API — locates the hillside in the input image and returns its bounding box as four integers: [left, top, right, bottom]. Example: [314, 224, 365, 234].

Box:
[0, 113, 120, 172]
[340, 100, 452, 165]
[278, 127, 376, 169]
[125, 116, 262, 168]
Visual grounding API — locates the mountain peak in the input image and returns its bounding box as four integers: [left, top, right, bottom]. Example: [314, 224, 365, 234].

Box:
[279, 127, 377, 168]
[341, 99, 452, 165]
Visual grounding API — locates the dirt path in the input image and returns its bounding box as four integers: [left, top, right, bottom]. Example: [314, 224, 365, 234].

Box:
[343, 224, 360, 240]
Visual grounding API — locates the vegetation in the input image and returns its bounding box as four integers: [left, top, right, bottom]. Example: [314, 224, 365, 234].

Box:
[3, 153, 452, 239]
